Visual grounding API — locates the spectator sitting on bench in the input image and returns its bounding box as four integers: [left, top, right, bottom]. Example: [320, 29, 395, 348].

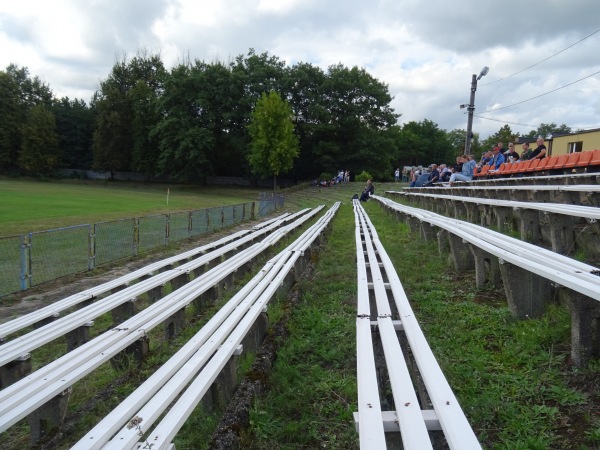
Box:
[449, 155, 477, 185]
[488, 147, 505, 173]
[439, 164, 452, 183]
[359, 179, 375, 201]
[422, 164, 440, 186]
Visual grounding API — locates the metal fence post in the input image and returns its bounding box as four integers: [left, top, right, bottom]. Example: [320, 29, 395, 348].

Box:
[165, 213, 170, 245]
[133, 218, 139, 256]
[19, 235, 30, 291]
[88, 224, 95, 271]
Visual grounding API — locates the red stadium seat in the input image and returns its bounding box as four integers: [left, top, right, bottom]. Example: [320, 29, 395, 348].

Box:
[525, 158, 541, 172]
[507, 161, 524, 175]
[588, 149, 600, 167]
[548, 154, 570, 170]
[516, 160, 532, 174]
[535, 157, 552, 172]
[474, 165, 490, 177]
[563, 152, 581, 169]
[491, 163, 510, 176]
[540, 155, 558, 171]
[575, 150, 593, 168]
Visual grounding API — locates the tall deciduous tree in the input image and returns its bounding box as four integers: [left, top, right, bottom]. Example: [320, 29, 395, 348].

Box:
[525, 123, 572, 139]
[481, 124, 517, 152]
[52, 97, 95, 169]
[18, 104, 60, 175]
[93, 52, 165, 178]
[247, 91, 299, 190]
[396, 119, 452, 167]
[0, 64, 53, 172]
[0, 71, 22, 170]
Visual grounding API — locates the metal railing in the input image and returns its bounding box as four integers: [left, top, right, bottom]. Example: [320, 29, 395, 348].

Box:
[0, 195, 284, 297]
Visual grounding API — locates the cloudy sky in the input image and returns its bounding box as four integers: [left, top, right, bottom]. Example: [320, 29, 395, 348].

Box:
[1, 0, 599, 139]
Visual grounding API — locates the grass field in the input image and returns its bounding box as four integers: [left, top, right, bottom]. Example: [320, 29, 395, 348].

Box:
[0, 177, 262, 237]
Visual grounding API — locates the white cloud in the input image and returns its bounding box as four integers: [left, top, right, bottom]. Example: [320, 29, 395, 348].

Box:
[0, 0, 599, 138]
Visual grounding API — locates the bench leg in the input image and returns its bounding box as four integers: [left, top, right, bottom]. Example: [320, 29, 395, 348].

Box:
[499, 261, 554, 319]
[545, 213, 575, 255]
[0, 355, 32, 389]
[517, 209, 541, 244]
[469, 245, 501, 288]
[447, 233, 475, 271]
[562, 290, 600, 367]
[26, 387, 72, 444]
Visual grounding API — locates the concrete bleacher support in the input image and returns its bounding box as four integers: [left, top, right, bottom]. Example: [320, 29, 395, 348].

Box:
[164, 307, 186, 340]
[544, 212, 575, 254]
[437, 229, 450, 257]
[420, 221, 437, 241]
[193, 285, 219, 314]
[170, 272, 190, 291]
[66, 322, 93, 352]
[447, 233, 475, 271]
[110, 336, 150, 371]
[147, 284, 164, 303]
[560, 290, 600, 367]
[33, 313, 60, 329]
[469, 245, 501, 288]
[493, 206, 513, 232]
[111, 298, 136, 324]
[0, 355, 31, 389]
[499, 261, 554, 319]
[26, 387, 72, 443]
[516, 208, 541, 243]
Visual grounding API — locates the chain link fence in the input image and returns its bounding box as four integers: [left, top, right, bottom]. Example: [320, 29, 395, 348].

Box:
[0, 195, 283, 297]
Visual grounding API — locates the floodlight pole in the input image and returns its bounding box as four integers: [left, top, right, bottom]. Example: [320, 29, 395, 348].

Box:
[464, 66, 489, 155]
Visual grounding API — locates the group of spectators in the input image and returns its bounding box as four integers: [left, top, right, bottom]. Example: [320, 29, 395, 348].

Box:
[409, 138, 547, 187]
[313, 169, 351, 187]
[476, 138, 547, 174]
[409, 154, 477, 187]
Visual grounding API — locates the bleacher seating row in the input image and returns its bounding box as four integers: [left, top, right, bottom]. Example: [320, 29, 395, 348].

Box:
[352, 199, 481, 449]
[0, 212, 293, 341]
[374, 194, 600, 368]
[69, 203, 340, 449]
[0, 206, 333, 443]
[474, 149, 600, 178]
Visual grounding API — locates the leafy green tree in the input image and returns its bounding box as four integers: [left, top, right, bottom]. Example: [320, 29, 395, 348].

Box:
[18, 104, 60, 175]
[52, 97, 95, 169]
[0, 64, 53, 172]
[0, 71, 22, 170]
[525, 123, 572, 139]
[152, 62, 229, 181]
[481, 124, 518, 152]
[247, 91, 299, 190]
[396, 119, 452, 167]
[93, 52, 165, 178]
[291, 63, 399, 180]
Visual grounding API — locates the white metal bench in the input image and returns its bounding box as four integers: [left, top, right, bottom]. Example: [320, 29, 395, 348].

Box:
[69, 203, 340, 449]
[352, 199, 481, 449]
[0, 213, 294, 339]
[0, 207, 324, 435]
[373, 194, 600, 366]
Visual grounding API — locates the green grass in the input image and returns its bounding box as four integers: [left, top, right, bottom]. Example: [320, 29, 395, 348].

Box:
[0, 178, 261, 236]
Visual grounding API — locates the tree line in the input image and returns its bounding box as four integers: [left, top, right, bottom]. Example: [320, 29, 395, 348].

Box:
[0, 50, 573, 182]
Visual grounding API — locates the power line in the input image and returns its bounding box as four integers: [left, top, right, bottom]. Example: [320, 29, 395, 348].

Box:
[482, 69, 600, 113]
[481, 28, 600, 86]
[472, 114, 539, 129]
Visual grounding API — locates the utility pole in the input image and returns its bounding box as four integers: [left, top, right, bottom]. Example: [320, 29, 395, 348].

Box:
[463, 66, 489, 155]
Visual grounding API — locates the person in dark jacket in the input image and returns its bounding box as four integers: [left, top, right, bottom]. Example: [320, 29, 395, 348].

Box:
[359, 179, 374, 201]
